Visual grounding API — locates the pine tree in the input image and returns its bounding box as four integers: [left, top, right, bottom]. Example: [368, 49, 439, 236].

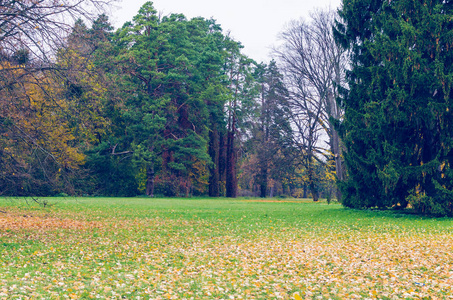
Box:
[252, 61, 293, 197]
[109, 2, 241, 197]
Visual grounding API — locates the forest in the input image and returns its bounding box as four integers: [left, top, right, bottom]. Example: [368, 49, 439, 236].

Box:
[1, 0, 453, 216]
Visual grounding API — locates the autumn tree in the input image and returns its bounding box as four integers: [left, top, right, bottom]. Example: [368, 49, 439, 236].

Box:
[274, 8, 347, 201]
[0, 0, 111, 93]
[0, 0, 111, 195]
[0, 65, 86, 195]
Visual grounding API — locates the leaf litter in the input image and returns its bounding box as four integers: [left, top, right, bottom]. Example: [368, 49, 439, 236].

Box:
[0, 201, 452, 299]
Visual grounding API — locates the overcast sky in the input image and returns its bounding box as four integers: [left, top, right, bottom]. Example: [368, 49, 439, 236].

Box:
[110, 0, 342, 63]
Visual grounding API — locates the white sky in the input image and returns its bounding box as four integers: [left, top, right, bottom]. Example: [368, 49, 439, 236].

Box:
[110, 0, 342, 63]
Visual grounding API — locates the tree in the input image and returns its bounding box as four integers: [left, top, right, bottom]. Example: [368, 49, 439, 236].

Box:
[53, 16, 117, 195]
[0, 0, 111, 93]
[0, 61, 93, 195]
[108, 2, 241, 197]
[243, 61, 293, 197]
[223, 42, 258, 198]
[335, 0, 453, 215]
[274, 8, 347, 201]
[0, 0, 111, 195]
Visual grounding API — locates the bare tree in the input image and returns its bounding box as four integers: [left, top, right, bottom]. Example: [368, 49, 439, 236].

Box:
[0, 0, 111, 58]
[274, 8, 347, 200]
[0, 0, 112, 196]
[0, 0, 114, 94]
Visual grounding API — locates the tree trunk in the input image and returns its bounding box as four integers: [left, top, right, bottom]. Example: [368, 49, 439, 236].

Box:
[332, 129, 343, 200]
[146, 165, 155, 197]
[208, 126, 220, 197]
[269, 185, 275, 198]
[309, 182, 319, 202]
[226, 129, 237, 198]
[327, 90, 343, 200]
[259, 167, 268, 198]
[185, 179, 191, 198]
[332, 130, 343, 178]
[218, 131, 227, 196]
[308, 156, 319, 202]
[303, 183, 308, 198]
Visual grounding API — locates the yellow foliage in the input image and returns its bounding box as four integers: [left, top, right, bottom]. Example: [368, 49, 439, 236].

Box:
[293, 292, 303, 300]
[0, 60, 88, 169]
[189, 159, 209, 194]
[136, 167, 147, 194]
[55, 48, 110, 145]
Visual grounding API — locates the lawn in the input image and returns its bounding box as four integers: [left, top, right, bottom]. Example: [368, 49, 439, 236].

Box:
[0, 197, 452, 299]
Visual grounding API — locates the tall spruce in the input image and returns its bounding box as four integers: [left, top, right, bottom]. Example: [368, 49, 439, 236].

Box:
[335, 0, 453, 215]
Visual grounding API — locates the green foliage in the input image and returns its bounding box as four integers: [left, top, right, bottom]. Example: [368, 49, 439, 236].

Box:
[84, 144, 139, 197]
[336, 0, 453, 215]
[91, 2, 252, 197]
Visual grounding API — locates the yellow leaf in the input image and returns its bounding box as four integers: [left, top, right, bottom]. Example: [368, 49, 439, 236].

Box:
[293, 292, 303, 300]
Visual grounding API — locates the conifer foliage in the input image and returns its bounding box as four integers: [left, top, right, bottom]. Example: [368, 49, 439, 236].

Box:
[335, 0, 453, 215]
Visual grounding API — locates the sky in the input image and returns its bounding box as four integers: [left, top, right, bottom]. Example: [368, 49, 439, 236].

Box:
[110, 0, 342, 63]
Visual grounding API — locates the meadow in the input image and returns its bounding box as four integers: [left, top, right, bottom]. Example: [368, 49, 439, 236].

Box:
[0, 197, 452, 299]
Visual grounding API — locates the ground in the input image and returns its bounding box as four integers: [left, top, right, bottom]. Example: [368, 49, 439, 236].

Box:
[0, 197, 452, 299]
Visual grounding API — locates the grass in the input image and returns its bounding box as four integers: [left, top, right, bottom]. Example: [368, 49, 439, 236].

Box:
[1, 197, 453, 299]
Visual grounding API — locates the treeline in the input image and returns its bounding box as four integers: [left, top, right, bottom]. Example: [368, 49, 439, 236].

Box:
[0, 1, 341, 199]
[4, 0, 452, 216]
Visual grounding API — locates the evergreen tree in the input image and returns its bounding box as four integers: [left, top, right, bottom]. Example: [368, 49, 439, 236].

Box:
[251, 61, 293, 197]
[223, 45, 258, 198]
[335, 0, 453, 215]
[58, 15, 138, 196]
[109, 2, 239, 197]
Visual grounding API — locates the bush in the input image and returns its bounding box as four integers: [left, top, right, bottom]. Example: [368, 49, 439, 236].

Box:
[407, 187, 453, 217]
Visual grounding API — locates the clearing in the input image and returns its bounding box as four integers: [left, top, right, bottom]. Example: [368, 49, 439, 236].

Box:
[0, 197, 452, 299]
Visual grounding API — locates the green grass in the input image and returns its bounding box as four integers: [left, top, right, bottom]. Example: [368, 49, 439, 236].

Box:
[1, 197, 453, 299]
